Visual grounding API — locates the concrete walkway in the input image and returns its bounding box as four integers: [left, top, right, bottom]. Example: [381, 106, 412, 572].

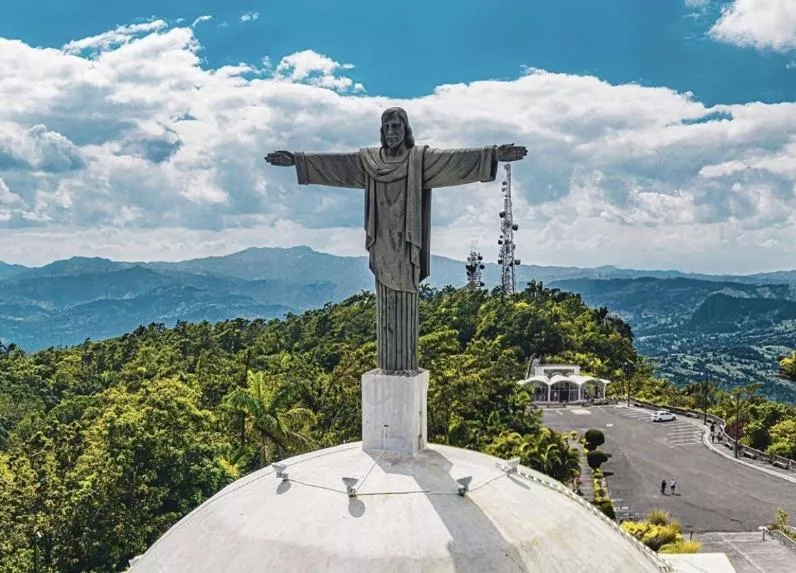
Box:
[572, 442, 595, 500]
[696, 531, 796, 573]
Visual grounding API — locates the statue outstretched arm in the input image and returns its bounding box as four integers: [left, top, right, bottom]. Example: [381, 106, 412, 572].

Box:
[422, 144, 527, 188]
[265, 150, 365, 188]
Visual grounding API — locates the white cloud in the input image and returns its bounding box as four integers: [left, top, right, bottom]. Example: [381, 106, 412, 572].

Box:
[240, 12, 260, 23]
[63, 20, 168, 56]
[273, 50, 365, 92]
[0, 20, 796, 274]
[0, 124, 85, 172]
[191, 15, 213, 28]
[0, 178, 23, 206]
[709, 0, 796, 52]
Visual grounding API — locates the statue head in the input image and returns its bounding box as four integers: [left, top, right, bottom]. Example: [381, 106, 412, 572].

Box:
[380, 107, 415, 150]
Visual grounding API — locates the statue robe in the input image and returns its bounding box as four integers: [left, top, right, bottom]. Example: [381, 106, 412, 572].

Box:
[294, 145, 498, 371]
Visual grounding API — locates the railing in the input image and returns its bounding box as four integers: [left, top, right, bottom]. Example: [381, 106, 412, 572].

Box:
[770, 529, 796, 551]
[630, 399, 795, 472]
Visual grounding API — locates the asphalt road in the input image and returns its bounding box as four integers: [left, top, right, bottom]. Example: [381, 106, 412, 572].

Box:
[542, 404, 796, 533]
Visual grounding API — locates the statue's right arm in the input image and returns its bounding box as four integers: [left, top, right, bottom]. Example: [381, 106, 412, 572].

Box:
[267, 151, 365, 188]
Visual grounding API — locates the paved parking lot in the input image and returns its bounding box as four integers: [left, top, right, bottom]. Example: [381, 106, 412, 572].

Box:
[542, 405, 796, 533]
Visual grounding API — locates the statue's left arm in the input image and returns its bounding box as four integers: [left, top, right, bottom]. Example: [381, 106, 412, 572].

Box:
[422, 144, 527, 188]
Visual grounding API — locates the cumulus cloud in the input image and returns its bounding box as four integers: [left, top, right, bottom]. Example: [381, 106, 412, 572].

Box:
[0, 19, 795, 273]
[273, 50, 365, 92]
[240, 12, 260, 23]
[63, 20, 168, 56]
[709, 0, 796, 52]
[191, 15, 213, 28]
[0, 124, 85, 172]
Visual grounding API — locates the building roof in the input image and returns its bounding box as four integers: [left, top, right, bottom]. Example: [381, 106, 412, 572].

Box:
[129, 443, 671, 573]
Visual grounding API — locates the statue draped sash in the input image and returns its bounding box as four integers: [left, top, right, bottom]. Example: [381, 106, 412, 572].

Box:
[360, 145, 432, 287]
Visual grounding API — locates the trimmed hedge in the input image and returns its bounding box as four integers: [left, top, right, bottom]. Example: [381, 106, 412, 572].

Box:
[584, 429, 605, 451]
[594, 497, 616, 520]
[587, 449, 608, 470]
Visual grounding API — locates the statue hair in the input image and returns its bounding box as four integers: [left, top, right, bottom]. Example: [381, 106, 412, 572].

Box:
[380, 107, 415, 149]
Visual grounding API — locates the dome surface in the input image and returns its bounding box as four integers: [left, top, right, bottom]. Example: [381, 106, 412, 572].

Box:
[130, 443, 671, 572]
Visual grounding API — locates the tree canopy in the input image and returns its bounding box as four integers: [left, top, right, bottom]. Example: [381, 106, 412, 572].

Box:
[0, 282, 791, 571]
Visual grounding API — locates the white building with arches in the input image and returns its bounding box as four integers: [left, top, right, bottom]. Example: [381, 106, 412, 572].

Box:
[518, 364, 611, 404]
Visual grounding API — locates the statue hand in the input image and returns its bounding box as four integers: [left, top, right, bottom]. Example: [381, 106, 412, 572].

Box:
[264, 150, 296, 167]
[496, 144, 527, 162]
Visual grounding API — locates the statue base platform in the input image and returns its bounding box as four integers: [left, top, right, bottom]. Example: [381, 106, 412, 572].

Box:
[361, 369, 428, 456]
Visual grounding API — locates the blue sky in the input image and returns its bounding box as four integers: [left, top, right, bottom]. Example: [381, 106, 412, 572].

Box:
[0, 1, 795, 273]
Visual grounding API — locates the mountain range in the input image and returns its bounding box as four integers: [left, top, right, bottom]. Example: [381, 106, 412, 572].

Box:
[1, 246, 795, 402]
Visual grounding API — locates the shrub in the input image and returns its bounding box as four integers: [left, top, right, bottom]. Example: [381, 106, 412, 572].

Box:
[586, 449, 608, 470]
[643, 524, 681, 551]
[647, 509, 671, 526]
[593, 479, 605, 498]
[621, 521, 682, 552]
[584, 429, 605, 451]
[659, 540, 701, 554]
[768, 508, 796, 541]
[594, 497, 616, 520]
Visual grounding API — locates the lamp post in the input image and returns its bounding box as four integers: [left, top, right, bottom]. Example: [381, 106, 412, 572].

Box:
[703, 371, 709, 425]
[33, 530, 42, 573]
[624, 361, 631, 407]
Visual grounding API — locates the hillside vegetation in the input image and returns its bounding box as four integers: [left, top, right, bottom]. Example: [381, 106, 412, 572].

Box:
[0, 283, 636, 572]
[1, 283, 794, 572]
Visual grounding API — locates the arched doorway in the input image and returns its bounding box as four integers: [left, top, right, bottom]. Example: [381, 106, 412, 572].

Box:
[519, 377, 550, 402]
[550, 380, 578, 403]
[582, 379, 602, 401]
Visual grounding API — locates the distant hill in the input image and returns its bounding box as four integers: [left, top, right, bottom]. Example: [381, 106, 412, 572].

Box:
[549, 278, 796, 402]
[0, 261, 27, 279]
[1, 246, 795, 401]
[690, 293, 796, 331]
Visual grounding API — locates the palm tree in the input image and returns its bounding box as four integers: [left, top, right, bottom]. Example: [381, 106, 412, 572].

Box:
[217, 444, 255, 480]
[527, 427, 581, 482]
[225, 370, 316, 468]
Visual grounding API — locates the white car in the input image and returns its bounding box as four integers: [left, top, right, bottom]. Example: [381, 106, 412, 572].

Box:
[652, 410, 677, 422]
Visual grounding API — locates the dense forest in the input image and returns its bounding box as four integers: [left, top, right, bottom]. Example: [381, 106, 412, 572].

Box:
[1, 282, 794, 572]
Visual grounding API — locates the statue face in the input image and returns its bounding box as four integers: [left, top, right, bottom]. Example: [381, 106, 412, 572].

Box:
[382, 116, 405, 149]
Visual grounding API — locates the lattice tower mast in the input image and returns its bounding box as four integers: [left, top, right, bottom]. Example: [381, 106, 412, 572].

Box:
[497, 164, 520, 294]
[465, 245, 485, 289]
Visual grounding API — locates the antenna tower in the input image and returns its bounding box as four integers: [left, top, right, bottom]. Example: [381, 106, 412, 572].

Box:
[465, 246, 485, 289]
[497, 164, 520, 294]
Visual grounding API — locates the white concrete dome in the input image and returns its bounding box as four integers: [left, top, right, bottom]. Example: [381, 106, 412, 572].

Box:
[130, 443, 672, 572]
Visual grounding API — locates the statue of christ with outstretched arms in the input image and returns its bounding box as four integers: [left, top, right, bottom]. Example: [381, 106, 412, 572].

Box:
[265, 107, 527, 374]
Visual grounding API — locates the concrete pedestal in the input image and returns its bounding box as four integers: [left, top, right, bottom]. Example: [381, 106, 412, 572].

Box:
[361, 369, 428, 456]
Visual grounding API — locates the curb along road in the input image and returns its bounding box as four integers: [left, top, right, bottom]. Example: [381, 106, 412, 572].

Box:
[674, 414, 796, 485]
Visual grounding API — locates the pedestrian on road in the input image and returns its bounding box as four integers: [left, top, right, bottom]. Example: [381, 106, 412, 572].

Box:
[710, 421, 715, 434]
[661, 479, 667, 495]
[670, 479, 676, 495]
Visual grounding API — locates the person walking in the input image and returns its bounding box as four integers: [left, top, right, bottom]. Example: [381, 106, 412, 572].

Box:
[661, 479, 667, 495]
[670, 479, 677, 495]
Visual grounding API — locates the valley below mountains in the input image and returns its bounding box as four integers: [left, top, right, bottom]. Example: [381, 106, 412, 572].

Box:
[1, 246, 795, 402]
